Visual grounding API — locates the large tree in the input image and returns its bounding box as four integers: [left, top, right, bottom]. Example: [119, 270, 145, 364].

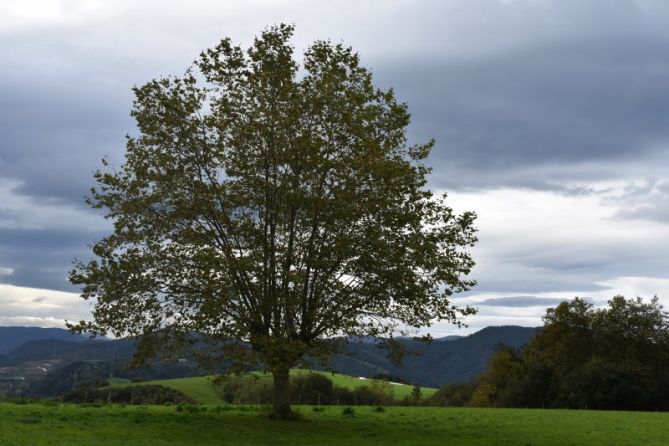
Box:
[69, 24, 477, 418]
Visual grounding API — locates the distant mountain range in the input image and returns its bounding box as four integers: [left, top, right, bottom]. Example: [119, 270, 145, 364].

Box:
[333, 326, 538, 387]
[0, 326, 87, 355]
[0, 325, 538, 393]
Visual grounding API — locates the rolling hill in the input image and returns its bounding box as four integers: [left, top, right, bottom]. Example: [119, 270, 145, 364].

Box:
[0, 326, 87, 354]
[329, 326, 538, 387]
[0, 325, 538, 393]
[110, 370, 438, 404]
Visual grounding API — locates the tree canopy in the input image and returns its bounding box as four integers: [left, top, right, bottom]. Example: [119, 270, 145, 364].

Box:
[471, 296, 669, 410]
[69, 24, 477, 418]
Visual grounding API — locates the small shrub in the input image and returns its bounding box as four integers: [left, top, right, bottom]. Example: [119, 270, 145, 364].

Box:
[374, 406, 385, 412]
[342, 407, 355, 416]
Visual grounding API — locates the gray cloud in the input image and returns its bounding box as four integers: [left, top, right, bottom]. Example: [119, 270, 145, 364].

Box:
[479, 296, 568, 307]
[0, 79, 132, 203]
[2, 1, 668, 203]
[0, 228, 107, 291]
[382, 36, 669, 190]
[608, 180, 669, 223]
[1, 0, 669, 327]
[468, 230, 669, 294]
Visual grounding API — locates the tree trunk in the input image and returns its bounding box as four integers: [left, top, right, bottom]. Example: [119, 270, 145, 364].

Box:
[271, 368, 292, 420]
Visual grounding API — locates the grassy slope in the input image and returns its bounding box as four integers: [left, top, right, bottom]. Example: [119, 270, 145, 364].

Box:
[112, 370, 437, 404]
[287, 369, 437, 399]
[108, 377, 131, 385]
[2, 403, 668, 446]
[113, 376, 224, 404]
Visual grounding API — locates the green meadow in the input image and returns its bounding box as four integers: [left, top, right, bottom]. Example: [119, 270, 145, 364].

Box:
[286, 369, 438, 399]
[111, 376, 224, 405]
[1, 403, 667, 446]
[110, 370, 437, 404]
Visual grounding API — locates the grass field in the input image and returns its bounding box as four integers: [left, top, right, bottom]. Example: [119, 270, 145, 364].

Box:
[1, 403, 668, 445]
[287, 369, 437, 399]
[112, 376, 225, 404]
[111, 370, 437, 404]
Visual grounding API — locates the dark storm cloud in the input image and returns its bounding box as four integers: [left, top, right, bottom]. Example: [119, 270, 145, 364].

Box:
[3, 1, 669, 204]
[0, 228, 107, 291]
[379, 36, 669, 190]
[0, 78, 133, 203]
[0, 76, 125, 293]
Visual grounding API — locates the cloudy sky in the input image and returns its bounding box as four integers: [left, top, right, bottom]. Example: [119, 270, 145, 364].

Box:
[1, 0, 669, 335]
